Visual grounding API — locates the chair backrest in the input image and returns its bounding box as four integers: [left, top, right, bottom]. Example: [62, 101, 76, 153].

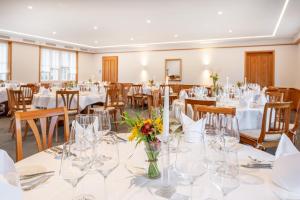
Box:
[266, 91, 284, 102]
[258, 102, 291, 144]
[40, 83, 51, 89]
[194, 105, 236, 120]
[170, 84, 181, 94]
[7, 89, 27, 113]
[147, 89, 161, 115]
[132, 84, 143, 95]
[105, 87, 120, 108]
[20, 85, 34, 104]
[56, 90, 79, 114]
[291, 100, 300, 132]
[185, 99, 216, 119]
[15, 107, 70, 161]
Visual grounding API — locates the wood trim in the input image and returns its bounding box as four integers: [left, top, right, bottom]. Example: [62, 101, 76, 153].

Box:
[76, 51, 79, 82]
[8, 41, 12, 80]
[38, 46, 41, 82]
[244, 50, 275, 86]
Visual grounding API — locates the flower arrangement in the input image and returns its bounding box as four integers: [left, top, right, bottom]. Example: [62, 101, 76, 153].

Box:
[148, 79, 154, 87]
[123, 112, 163, 179]
[210, 72, 221, 96]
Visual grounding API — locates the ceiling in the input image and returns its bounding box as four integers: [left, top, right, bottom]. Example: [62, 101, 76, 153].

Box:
[0, 0, 299, 52]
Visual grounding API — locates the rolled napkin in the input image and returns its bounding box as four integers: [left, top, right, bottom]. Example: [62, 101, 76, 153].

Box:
[0, 149, 22, 200]
[181, 112, 203, 142]
[179, 90, 188, 100]
[272, 134, 300, 194]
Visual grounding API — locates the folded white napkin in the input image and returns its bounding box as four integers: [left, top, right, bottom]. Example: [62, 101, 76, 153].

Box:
[72, 118, 99, 143]
[256, 88, 267, 106]
[179, 90, 188, 100]
[181, 112, 203, 142]
[272, 134, 300, 194]
[0, 149, 22, 200]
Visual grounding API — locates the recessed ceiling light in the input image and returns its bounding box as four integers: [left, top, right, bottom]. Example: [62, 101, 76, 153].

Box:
[93, 26, 98, 30]
[146, 19, 151, 24]
[174, 34, 179, 38]
[130, 37, 134, 41]
[27, 5, 33, 10]
[52, 31, 56, 35]
[228, 29, 233, 33]
[217, 11, 223, 15]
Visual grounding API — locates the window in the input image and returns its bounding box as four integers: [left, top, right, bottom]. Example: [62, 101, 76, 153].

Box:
[40, 48, 77, 82]
[0, 42, 9, 81]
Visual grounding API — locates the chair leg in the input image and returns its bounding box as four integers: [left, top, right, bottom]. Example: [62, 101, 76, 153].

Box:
[11, 118, 16, 138]
[22, 122, 29, 140]
[113, 111, 118, 132]
[55, 123, 58, 143]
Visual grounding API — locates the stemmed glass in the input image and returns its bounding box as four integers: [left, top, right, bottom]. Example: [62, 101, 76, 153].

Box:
[175, 132, 206, 199]
[170, 104, 183, 153]
[93, 134, 119, 200]
[60, 141, 92, 200]
[94, 109, 111, 135]
[219, 116, 240, 150]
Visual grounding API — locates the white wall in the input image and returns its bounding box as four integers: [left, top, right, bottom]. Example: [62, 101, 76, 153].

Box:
[297, 44, 300, 87]
[97, 45, 299, 87]
[12, 43, 39, 83]
[78, 52, 100, 81]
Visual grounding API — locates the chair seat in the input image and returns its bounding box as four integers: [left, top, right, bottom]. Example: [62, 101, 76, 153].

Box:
[109, 102, 125, 107]
[240, 129, 282, 142]
[67, 110, 78, 115]
[134, 94, 147, 98]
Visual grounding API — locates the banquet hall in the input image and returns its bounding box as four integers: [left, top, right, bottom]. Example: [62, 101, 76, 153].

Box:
[0, 0, 300, 199]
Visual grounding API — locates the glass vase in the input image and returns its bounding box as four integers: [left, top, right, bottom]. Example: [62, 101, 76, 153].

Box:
[144, 142, 161, 179]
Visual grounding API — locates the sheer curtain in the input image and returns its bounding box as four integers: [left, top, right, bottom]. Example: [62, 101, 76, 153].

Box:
[40, 48, 76, 82]
[0, 43, 9, 81]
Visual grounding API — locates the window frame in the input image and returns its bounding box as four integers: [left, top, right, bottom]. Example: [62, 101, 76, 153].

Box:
[39, 47, 78, 82]
[0, 41, 12, 81]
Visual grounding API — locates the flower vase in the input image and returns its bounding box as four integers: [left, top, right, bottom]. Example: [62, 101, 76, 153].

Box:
[144, 142, 161, 179]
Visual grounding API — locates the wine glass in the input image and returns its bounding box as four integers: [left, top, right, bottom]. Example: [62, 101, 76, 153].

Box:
[170, 103, 183, 153]
[60, 141, 92, 200]
[210, 149, 240, 198]
[220, 116, 240, 150]
[175, 132, 206, 200]
[93, 109, 111, 135]
[93, 133, 119, 200]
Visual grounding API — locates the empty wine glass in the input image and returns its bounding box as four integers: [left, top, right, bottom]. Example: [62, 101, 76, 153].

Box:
[93, 134, 119, 200]
[94, 109, 111, 135]
[220, 116, 240, 150]
[210, 150, 240, 198]
[176, 132, 206, 199]
[60, 141, 92, 200]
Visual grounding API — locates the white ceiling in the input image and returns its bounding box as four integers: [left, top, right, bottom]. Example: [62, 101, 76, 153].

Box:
[0, 0, 299, 52]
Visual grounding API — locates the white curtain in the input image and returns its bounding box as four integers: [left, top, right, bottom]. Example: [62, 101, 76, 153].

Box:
[40, 48, 76, 81]
[0, 43, 8, 81]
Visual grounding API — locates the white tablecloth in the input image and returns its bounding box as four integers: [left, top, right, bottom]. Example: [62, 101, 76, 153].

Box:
[15, 135, 287, 200]
[172, 99, 264, 131]
[32, 91, 106, 111]
[0, 88, 7, 103]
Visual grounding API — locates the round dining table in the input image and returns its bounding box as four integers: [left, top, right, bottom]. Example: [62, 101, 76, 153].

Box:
[172, 98, 264, 131]
[15, 133, 287, 200]
[32, 91, 106, 111]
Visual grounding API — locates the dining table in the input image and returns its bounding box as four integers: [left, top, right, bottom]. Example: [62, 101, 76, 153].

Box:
[31, 91, 106, 111]
[15, 133, 289, 200]
[0, 87, 8, 103]
[172, 98, 265, 131]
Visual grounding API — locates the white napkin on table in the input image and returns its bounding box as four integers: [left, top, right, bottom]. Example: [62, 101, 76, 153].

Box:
[256, 88, 267, 106]
[179, 90, 188, 100]
[272, 134, 300, 195]
[0, 149, 22, 200]
[181, 112, 203, 142]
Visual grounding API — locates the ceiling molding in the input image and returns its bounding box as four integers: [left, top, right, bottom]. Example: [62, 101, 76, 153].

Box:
[0, 0, 291, 51]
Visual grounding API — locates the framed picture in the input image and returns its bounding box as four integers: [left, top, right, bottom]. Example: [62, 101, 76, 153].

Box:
[165, 59, 182, 81]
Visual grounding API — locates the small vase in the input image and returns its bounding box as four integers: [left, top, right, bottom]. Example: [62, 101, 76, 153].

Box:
[144, 142, 161, 179]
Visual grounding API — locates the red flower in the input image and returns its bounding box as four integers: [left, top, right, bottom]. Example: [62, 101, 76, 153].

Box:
[141, 122, 153, 135]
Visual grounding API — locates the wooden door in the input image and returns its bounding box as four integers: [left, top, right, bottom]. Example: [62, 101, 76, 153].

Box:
[245, 51, 274, 87]
[102, 56, 118, 82]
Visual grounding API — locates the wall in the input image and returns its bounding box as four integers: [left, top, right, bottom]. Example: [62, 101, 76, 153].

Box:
[297, 44, 300, 87]
[78, 52, 100, 82]
[10, 42, 99, 83]
[12, 43, 39, 83]
[97, 45, 299, 87]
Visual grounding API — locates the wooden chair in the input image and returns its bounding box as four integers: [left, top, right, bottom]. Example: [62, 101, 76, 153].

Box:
[132, 84, 147, 109]
[185, 99, 216, 120]
[56, 90, 80, 115]
[288, 100, 300, 144]
[147, 89, 161, 117]
[20, 85, 34, 105]
[15, 107, 70, 161]
[266, 91, 284, 102]
[40, 83, 51, 89]
[240, 102, 291, 149]
[194, 105, 236, 120]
